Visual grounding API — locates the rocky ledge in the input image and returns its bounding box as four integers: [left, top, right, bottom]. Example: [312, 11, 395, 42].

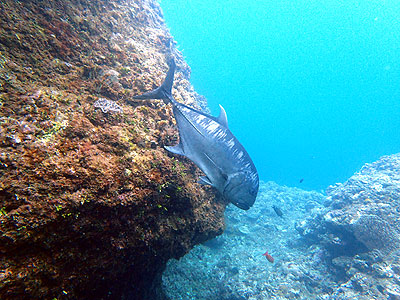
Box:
[0, 0, 226, 299]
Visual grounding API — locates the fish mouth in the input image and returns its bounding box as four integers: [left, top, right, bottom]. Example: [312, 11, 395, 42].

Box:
[224, 182, 252, 210]
[234, 202, 250, 210]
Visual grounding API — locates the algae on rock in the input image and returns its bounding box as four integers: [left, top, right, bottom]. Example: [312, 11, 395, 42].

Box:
[0, 0, 226, 299]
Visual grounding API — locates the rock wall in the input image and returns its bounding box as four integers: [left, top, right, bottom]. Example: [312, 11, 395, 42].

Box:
[0, 0, 227, 299]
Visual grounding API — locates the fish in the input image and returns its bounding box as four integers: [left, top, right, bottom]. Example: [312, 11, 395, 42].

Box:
[133, 59, 259, 210]
[272, 205, 283, 217]
[299, 178, 304, 183]
[263, 251, 274, 263]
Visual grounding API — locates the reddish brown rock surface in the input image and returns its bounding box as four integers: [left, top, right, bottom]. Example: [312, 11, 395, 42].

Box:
[0, 0, 227, 299]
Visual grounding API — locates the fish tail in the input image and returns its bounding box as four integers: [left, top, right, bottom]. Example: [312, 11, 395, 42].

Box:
[133, 58, 176, 103]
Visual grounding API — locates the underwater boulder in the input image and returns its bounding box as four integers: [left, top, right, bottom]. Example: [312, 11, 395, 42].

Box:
[323, 153, 400, 256]
[299, 154, 400, 257]
[297, 153, 400, 299]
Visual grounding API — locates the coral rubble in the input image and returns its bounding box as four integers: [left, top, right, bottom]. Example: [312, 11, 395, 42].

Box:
[0, 0, 226, 299]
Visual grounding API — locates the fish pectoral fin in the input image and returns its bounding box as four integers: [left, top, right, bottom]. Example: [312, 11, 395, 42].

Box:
[203, 153, 228, 181]
[217, 104, 229, 128]
[165, 143, 185, 156]
[199, 176, 213, 186]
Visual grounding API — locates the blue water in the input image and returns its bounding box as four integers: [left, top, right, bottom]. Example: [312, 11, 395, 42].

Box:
[161, 0, 400, 191]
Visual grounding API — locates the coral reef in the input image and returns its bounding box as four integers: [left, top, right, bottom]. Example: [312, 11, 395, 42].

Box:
[297, 153, 400, 299]
[0, 0, 226, 299]
[163, 155, 400, 299]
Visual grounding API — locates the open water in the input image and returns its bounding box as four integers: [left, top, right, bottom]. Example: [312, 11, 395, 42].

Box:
[161, 0, 400, 191]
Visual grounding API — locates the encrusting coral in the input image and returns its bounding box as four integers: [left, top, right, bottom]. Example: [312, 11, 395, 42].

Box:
[0, 0, 226, 299]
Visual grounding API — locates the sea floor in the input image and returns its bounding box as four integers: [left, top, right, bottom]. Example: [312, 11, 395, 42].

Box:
[162, 181, 331, 300]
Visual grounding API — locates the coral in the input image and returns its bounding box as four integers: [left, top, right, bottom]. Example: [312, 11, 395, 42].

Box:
[352, 215, 399, 254]
[295, 153, 400, 299]
[0, 0, 227, 299]
[320, 154, 400, 256]
[93, 97, 123, 113]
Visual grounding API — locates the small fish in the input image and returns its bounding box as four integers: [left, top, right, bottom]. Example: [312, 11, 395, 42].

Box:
[299, 178, 304, 183]
[263, 251, 274, 263]
[272, 205, 283, 218]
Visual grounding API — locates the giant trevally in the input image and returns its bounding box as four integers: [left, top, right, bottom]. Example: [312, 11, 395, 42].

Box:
[133, 59, 259, 210]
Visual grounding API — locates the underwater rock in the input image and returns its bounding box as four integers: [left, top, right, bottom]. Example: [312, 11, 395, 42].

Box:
[0, 0, 227, 299]
[298, 153, 400, 299]
[318, 154, 400, 256]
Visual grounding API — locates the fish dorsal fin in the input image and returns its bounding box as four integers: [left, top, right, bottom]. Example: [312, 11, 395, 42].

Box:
[217, 104, 228, 128]
[165, 143, 185, 156]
